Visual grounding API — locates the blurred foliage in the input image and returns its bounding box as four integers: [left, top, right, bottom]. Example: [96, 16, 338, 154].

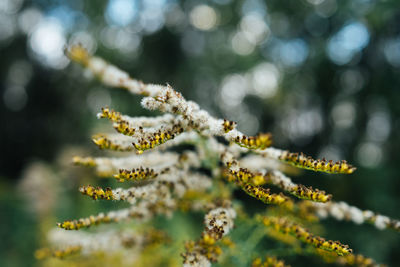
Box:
[1, 0, 400, 266]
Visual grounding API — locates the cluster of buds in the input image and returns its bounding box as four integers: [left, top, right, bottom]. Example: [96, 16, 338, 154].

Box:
[99, 107, 138, 136]
[261, 216, 352, 256]
[264, 171, 332, 203]
[290, 185, 332, 203]
[92, 134, 134, 151]
[279, 151, 356, 174]
[133, 125, 184, 154]
[234, 133, 273, 150]
[79, 185, 114, 200]
[228, 168, 266, 186]
[243, 183, 292, 207]
[113, 167, 157, 182]
[182, 206, 236, 266]
[98, 106, 122, 122]
[57, 213, 111, 230]
[222, 119, 236, 133]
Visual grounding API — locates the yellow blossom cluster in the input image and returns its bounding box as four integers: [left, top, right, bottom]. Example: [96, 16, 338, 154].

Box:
[279, 151, 356, 174]
[57, 213, 111, 230]
[79, 185, 114, 200]
[222, 119, 236, 133]
[228, 168, 266, 186]
[290, 184, 332, 203]
[261, 216, 352, 256]
[133, 125, 183, 154]
[234, 133, 273, 150]
[243, 183, 292, 207]
[99, 107, 138, 136]
[182, 206, 235, 265]
[92, 134, 134, 151]
[113, 167, 157, 182]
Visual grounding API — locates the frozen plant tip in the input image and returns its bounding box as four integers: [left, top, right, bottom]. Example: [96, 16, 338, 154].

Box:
[36, 45, 399, 266]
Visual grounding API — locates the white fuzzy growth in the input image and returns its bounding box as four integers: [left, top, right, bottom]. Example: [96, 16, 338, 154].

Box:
[374, 215, 390, 230]
[363, 210, 375, 220]
[141, 97, 162, 111]
[122, 79, 143, 94]
[208, 118, 225, 136]
[311, 201, 399, 231]
[112, 184, 158, 204]
[204, 207, 236, 235]
[269, 170, 296, 191]
[120, 113, 176, 128]
[48, 228, 145, 258]
[94, 133, 135, 150]
[184, 173, 212, 192]
[92, 151, 179, 174]
[101, 65, 129, 87]
[349, 206, 364, 224]
[261, 147, 285, 160]
[83, 53, 287, 148]
[183, 254, 211, 267]
[153, 132, 199, 151]
[145, 84, 165, 97]
[240, 155, 284, 172]
[88, 57, 107, 74]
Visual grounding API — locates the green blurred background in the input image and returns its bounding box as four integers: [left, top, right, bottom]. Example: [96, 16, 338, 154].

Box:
[1, 0, 400, 266]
